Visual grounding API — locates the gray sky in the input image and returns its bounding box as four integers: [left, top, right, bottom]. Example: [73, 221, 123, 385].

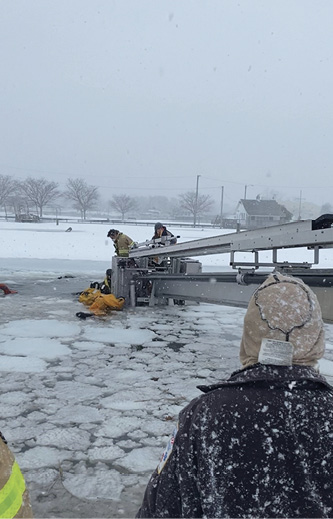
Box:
[1, 0, 333, 210]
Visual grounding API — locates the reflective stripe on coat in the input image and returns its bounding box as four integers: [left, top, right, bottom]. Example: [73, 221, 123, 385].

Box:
[0, 438, 33, 518]
[114, 233, 134, 257]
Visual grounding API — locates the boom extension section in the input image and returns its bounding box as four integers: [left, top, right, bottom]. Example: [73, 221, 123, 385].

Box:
[129, 214, 333, 269]
[109, 215, 333, 323]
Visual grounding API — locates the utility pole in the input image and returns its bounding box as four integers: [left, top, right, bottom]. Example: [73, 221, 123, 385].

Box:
[244, 184, 253, 200]
[194, 174, 201, 227]
[298, 190, 302, 220]
[220, 186, 224, 228]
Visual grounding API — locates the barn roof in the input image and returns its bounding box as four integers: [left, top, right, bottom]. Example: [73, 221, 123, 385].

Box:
[241, 199, 292, 218]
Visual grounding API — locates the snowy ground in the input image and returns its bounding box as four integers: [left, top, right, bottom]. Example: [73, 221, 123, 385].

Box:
[1, 220, 333, 518]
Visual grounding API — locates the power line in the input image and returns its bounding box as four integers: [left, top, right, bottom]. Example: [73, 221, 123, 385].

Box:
[1, 165, 331, 194]
[203, 175, 333, 191]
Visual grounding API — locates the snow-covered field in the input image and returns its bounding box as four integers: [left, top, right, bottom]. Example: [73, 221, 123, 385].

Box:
[1, 220, 333, 518]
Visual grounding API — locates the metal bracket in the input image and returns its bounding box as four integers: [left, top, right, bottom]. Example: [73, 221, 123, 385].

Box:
[230, 245, 318, 270]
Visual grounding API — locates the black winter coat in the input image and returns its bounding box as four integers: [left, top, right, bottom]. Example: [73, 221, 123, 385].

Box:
[137, 364, 333, 518]
[152, 227, 177, 245]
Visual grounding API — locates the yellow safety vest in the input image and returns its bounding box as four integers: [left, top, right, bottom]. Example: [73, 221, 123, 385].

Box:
[0, 439, 32, 518]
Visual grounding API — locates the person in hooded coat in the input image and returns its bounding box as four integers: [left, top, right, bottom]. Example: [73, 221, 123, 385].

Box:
[150, 223, 177, 267]
[152, 223, 177, 246]
[136, 272, 333, 518]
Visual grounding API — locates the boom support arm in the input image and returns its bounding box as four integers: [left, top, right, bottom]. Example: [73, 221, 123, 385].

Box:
[129, 214, 333, 268]
[110, 215, 333, 322]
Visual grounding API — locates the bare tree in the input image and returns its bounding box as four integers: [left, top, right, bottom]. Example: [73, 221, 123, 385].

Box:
[18, 177, 60, 217]
[320, 202, 333, 214]
[0, 175, 18, 216]
[65, 178, 99, 219]
[178, 191, 214, 226]
[8, 194, 30, 217]
[109, 194, 137, 220]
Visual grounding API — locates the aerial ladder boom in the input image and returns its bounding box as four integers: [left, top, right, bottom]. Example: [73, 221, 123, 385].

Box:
[109, 215, 333, 323]
[129, 214, 333, 266]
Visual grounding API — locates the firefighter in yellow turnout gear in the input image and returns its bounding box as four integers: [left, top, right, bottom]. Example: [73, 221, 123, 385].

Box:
[0, 435, 32, 518]
[107, 229, 134, 257]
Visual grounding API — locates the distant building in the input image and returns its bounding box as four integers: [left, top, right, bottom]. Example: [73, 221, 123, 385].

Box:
[235, 198, 293, 230]
[140, 209, 161, 219]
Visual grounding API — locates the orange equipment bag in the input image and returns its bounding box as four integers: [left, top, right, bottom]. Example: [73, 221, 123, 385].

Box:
[88, 294, 126, 316]
[78, 287, 101, 306]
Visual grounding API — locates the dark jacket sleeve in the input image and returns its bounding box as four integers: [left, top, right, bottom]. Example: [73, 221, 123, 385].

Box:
[136, 397, 203, 518]
[165, 230, 177, 245]
[136, 435, 182, 517]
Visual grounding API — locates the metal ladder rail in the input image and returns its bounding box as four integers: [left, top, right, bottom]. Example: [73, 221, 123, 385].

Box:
[134, 269, 333, 323]
[129, 215, 333, 268]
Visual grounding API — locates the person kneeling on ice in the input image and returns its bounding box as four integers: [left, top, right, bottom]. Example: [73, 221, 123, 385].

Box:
[136, 272, 333, 518]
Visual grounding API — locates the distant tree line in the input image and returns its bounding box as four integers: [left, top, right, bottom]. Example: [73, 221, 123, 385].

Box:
[0, 175, 100, 220]
[2, 173, 331, 224]
[0, 174, 217, 224]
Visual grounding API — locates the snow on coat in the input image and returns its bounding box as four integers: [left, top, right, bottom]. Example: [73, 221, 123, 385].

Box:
[137, 363, 333, 518]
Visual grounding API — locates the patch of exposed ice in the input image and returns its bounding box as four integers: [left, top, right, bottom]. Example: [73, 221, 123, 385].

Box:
[319, 358, 333, 377]
[49, 405, 105, 425]
[116, 446, 162, 472]
[95, 417, 145, 439]
[62, 462, 124, 500]
[17, 446, 72, 470]
[72, 340, 106, 351]
[2, 319, 80, 338]
[99, 393, 147, 411]
[83, 326, 157, 344]
[24, 468, 59, 487]
[87, 445, 125, 461]
[38, 427, 92, 451]
[51, 381, 103, 403]
[0, 337, 71, 359]
[0, 356, 47, 373]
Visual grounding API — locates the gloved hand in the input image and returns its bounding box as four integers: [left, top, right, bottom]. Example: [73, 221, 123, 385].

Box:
[76, 312, 94, 320]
